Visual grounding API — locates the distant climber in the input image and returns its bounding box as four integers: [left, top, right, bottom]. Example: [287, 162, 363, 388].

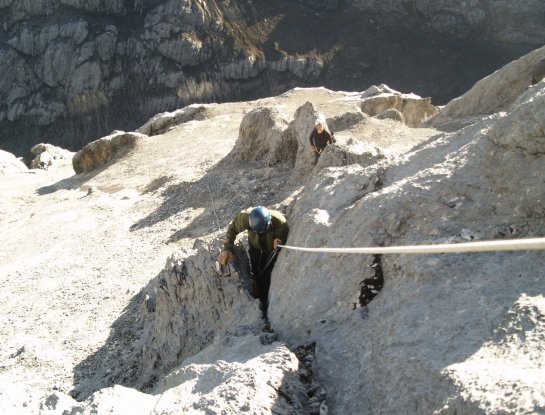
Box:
[218, 206, 289, 311]
[532, 58, 545, 84]
[309, 119, 335, 165]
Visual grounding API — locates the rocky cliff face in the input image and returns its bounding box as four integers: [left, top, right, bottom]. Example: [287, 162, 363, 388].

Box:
[1, 43, 545, 414]
[346, 0, 545, 44]
[1, 0, 541, 159]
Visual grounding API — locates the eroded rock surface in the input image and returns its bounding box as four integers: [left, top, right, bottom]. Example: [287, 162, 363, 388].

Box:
[269, 69, 545, 415]
[72, 131, 147, 174]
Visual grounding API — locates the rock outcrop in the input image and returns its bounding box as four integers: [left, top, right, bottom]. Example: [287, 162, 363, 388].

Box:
[268, 60, 545, 414]
[427, 45, 545, 129]
[0, 150, 28, 174]
[533, 58, 545, 84]
[133, 243, 264, 388]
[64, 241, 319, 414]
[359, 84, 439, 127]
[2, 42, 545, 415]
[29, 143, 74, 170]
[137, 105, 210, 136]
[34, 334, 311, 415]
[228, 106, 292, 166]
[72, 131, 146, 174]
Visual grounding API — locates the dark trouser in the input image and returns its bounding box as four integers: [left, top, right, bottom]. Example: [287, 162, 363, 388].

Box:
[313, 149, 324, 165]
[248, 245, 277, 309]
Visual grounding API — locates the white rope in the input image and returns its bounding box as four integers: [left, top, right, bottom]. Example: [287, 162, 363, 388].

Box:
[278, 237, 545, 255]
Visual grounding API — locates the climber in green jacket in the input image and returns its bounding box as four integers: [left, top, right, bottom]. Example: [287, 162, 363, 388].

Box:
[218, 206, 289, 309]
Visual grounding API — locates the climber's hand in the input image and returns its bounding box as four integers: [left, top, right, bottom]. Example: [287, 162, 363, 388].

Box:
[218, 250, 233, 265]
[273, 238, 282, 253]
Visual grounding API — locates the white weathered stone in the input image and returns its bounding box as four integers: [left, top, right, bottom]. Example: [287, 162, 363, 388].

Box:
[133, 245, 264, 387]
[0, 150, 28, 174]
[488, 82, 545, 155]
[30, 143, 74, 170]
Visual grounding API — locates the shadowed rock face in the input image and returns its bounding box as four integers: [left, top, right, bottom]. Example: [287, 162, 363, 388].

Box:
[268, 68, 545, 415]
[0, 0, 541, 159]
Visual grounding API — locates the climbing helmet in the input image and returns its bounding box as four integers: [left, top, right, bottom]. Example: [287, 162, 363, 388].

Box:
[249, 206, 271, 233]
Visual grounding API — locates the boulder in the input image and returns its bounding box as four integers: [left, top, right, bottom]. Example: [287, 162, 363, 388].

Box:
[72, 131, 146, 174]
[360, 84, 439, 127]
[151, 334, 309, 414]
[487, 82, 545, 155]
[228, 106, 292, 166]
[29, 143, 74, 170]
[0, 149, 28, 174]
[375, 108, 405, 123]
[137, 104, 209, 136]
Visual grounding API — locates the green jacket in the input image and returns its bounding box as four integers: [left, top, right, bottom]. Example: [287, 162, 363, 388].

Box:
[223, 208, 289, 253]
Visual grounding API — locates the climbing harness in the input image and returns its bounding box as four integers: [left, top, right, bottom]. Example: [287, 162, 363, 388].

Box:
[257, 250, 278, 276]
[277, 237, 545, 255]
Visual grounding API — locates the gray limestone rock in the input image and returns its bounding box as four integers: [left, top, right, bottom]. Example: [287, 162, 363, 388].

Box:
[58, 0, 125, 14]
[152, 334, 309, 414]
[350, 0, 545, 44]
[36, 335, 309, 415]
[532, 57, 545, 85]
[72, 130, 146, 174]
[487, 82, 545, 155]
[360, 85, 439, 127]
[2, 0, 540, 158]
[375, 108, 405, 123]
[290, 102, 326, 175]
[133, 244, 264, 388]
[229, 106, 292, 165]
[268, 71, 545, 415]
[157, 35, 204, 66]
[95, 26, 118, 62]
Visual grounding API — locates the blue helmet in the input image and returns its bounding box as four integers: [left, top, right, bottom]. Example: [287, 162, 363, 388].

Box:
[249, 206, 271, 233]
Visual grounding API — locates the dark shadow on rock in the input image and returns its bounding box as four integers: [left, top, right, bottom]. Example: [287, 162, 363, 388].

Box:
[70, 276, 152, 401]
[36, 165, 109, 196]
[70, 258, 321, 414]
[129, 158, 300, 243]
[70, 243, 258, 401]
